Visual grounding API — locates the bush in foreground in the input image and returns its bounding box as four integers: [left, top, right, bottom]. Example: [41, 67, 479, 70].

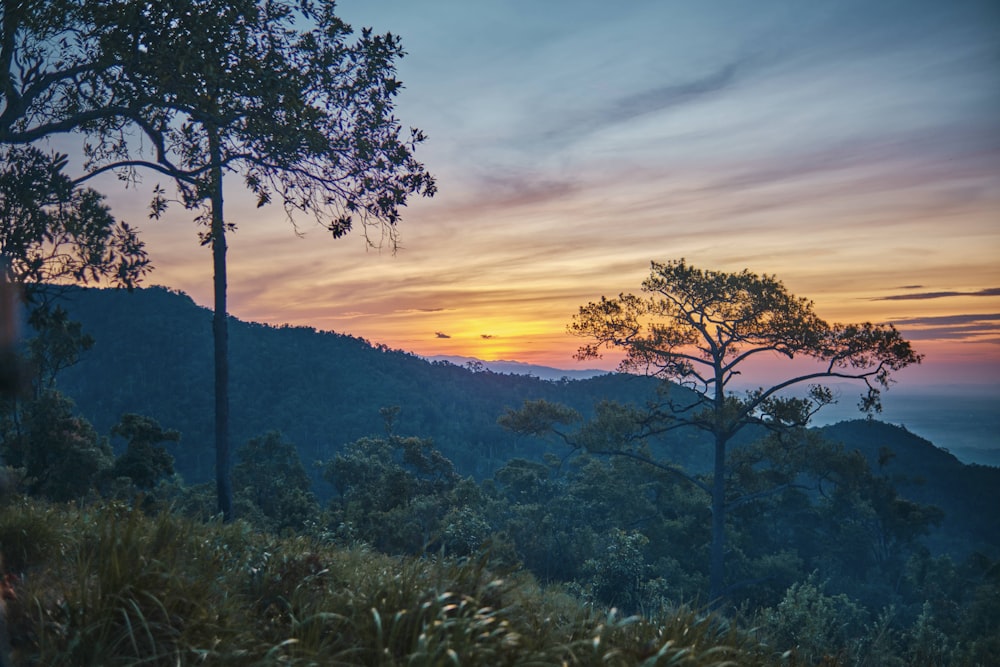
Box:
[0, 498, 776, 666]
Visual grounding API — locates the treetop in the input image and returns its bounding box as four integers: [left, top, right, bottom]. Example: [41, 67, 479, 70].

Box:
[570, 258, 921, 414]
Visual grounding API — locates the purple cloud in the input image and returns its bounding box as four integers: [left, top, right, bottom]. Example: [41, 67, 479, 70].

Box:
[874, 288, 1000, 301]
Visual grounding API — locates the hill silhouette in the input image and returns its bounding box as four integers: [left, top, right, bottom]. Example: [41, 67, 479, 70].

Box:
[51, 286, 667, 483]
[49, 286, 999, 556]
[821, 420, 1000, 556]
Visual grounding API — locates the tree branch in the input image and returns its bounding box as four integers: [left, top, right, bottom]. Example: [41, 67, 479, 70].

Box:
[725, 482, 808, 512]
[588, 446, 712, 496]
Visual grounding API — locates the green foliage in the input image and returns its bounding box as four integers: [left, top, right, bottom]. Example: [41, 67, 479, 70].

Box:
[233, 431, 320, 533]
[322, 423, 465, 554]
[821, 419, 1000, 560]
[109, 413, 179, 490]
[755, 574, 869, 664]
[482, 451, 712, 606]
[0, 498, 782, 666]
[0, 496, 71, 572]
[582, 529, 651, 610]
[25, 304, 95, 394]
[497, 398, 581, 438]
[0, 390, 111, 501]
[569, 259, 923, 602]
[0, 147, 149, 295]
[800, 443, 945, 607]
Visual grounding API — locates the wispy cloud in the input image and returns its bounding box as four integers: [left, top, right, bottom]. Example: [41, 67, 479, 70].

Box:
[892, 313, 1000, 326]
[891, 313, 1000, 342]
[897, 326, 999, 341]
[874, 288, 1000, 301]
[594, 62, 744, 127]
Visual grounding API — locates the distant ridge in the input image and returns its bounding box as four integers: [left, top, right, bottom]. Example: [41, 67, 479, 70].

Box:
[49, 286, 664, 484]
[38, 286, 1000, 556]
[425, 355, 611, 381]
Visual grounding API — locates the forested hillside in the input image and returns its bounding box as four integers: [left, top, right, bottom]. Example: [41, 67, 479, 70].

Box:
[821, 420, 1000, 557]
[53, 286, 678, 481]
[8, 286, 999, 664]
[51, 287, 1000, 558]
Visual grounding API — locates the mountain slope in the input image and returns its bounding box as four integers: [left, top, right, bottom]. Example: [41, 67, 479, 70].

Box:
[821, 420, 1000, 556]
[50, 286, 665, 482]
[45, 287, 1000, 556]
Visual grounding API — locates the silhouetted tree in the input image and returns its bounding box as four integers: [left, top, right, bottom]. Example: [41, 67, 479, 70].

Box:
[0, 2, 150, 295]
[517, 259, 922, 604]
[0, 1, 144, 142]
[0, 390, 111, 501]
[233, 431, 318, 533]
[109, 413, 179, 490]
[0, 2, 152, 434]
[0, 147, 148, 295]
[4, 1, 434, 519]
[80, 0, 435, 519]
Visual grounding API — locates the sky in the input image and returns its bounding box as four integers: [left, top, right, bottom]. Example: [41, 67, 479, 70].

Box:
[97, 0, 1000, 392]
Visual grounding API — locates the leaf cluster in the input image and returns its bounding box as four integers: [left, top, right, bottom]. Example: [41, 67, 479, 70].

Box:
[0, 146, 149, 292]
[571, 259, 921, 418]
[85, 0, 435, 244]
[232, 430, 320, 534]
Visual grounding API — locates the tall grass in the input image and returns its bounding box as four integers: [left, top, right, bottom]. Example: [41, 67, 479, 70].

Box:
[0, 498, 776, 665]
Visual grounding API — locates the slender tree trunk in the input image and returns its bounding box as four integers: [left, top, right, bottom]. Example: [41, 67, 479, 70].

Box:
[709, 361, 728, 606]
[709, 432, 727, 605]
[208, 124, 232, 521]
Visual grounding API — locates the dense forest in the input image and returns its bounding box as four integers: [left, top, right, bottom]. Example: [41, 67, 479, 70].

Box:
[1, 285, 996, 664]
[53, 286, 674, 482]
[2, 0, 995, 662]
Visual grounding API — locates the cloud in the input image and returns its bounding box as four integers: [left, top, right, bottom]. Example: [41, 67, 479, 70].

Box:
[874, 288, 1000, 301]
[891, 313, 1000, 326]
[895, 325, 998, 341]
[891, 313, 1000, 342]
[537, 57, 752, 147]
[464, 172, 579, 211]
[604, 62, 743, 125]
[435, 331, 451, 339]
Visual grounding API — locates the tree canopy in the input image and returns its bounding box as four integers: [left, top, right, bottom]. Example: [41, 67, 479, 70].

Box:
[565, 259, 923, 603]
[84, 0, 435, 239]
[25, 0, 436, 520]
[572, 259, 921, 423]
[0, 146, 148, 294]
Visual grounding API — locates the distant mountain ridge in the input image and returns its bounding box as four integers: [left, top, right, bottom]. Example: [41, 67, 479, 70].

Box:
[44, 286, 1000, 556]
[424, 355, 609, 381]
[49, 286, 666, 482]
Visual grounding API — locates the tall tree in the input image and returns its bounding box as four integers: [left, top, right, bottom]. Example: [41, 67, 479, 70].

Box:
[566, 259, 921, 603]
[83, 1, 435, 519]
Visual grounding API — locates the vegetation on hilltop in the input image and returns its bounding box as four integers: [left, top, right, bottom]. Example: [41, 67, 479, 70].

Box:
[52, 285, 672, 482]
[0, 285, 998, 663]
[0, 499, 781, 666]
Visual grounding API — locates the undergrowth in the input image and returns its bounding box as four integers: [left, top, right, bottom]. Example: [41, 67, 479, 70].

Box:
[0, 497, 778, 666]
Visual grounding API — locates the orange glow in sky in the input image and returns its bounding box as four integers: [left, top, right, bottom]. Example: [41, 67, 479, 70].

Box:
[90, 1, 999, 391]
